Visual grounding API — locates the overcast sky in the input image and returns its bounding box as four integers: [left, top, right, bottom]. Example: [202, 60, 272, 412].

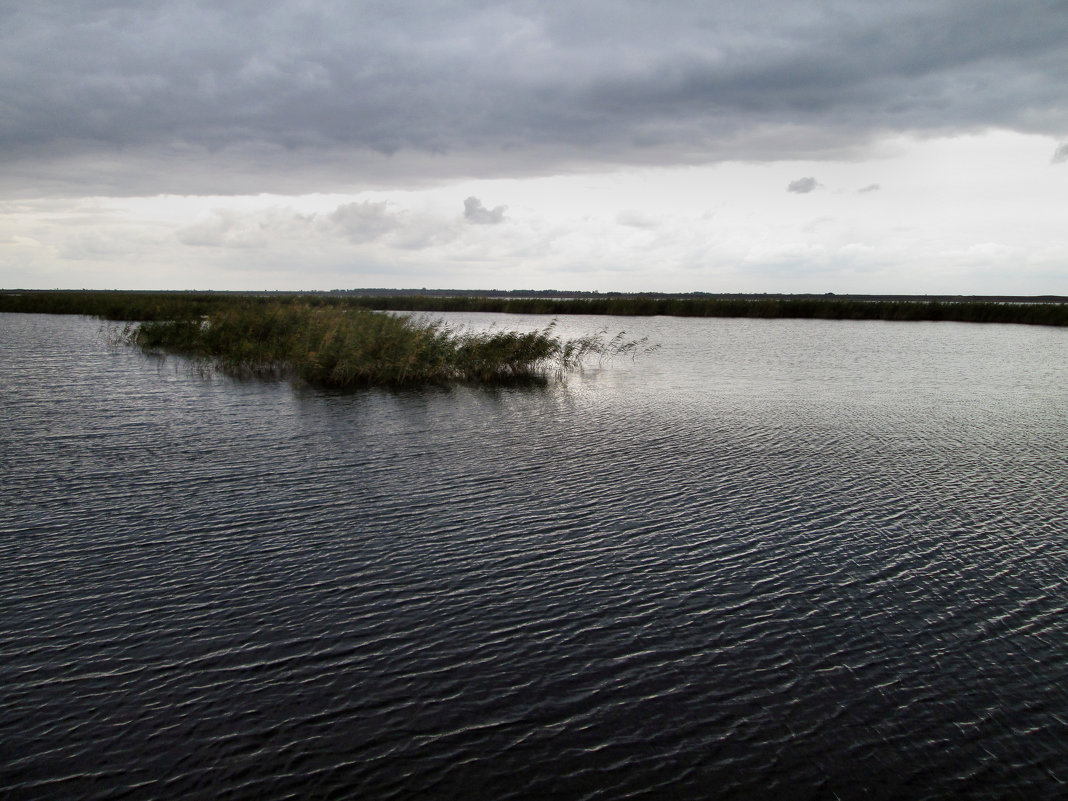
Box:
[3, 0, 1067, 293]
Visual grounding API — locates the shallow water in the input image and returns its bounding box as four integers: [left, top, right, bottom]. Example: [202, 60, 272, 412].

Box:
[2, 311, 1067, 800]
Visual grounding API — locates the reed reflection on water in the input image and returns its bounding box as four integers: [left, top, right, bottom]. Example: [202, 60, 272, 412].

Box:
[1, 311, 1066, 800]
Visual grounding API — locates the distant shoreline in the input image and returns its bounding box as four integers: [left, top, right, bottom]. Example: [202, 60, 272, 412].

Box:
[4, 287, 1066, 304]
[2, 289, 1067, 326]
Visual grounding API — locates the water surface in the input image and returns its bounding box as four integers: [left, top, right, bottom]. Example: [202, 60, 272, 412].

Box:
[2, 312, 1067, 799]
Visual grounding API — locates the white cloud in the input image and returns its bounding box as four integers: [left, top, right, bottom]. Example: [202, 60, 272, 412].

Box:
[616, 210, 660, 229]
[329, 202, 399, 243]
[177, 210, 271, 248]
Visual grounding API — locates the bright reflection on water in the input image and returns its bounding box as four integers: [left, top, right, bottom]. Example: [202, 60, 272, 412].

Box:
[1, 311, 1067, 800]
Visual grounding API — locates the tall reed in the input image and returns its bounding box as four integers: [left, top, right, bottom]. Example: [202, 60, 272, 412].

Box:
[124, 301, 643, 388]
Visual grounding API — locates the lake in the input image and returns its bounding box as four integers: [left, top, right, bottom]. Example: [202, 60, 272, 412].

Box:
[2, 311, 1066, 799]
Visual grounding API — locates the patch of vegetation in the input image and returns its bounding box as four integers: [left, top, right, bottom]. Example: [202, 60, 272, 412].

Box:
[106, 300, 645, 388]
[0, 290, 228, 321]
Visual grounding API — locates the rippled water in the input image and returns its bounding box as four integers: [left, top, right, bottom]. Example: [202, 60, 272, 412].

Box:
[2, 311, 1067, 800]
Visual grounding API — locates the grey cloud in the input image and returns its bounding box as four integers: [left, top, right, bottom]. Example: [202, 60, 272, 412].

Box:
[391, 219, 461, 250]
[176, 200, 460, 252]
[858, 183, 881, 193]
[616, 211, 659, 229]
[177, 210, 269, 248]
[329, 201, 398, 243]
[58, 228, 155, 260]
[178, 206, 323, 248]
[1053, 142, 1068, 163]
[3, 1, 1068, 196]
[787, 177, 818, 194]
[464, 197, 507, 225]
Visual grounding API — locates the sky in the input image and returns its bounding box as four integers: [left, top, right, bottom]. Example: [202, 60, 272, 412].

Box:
[2, 0, 1067, 294]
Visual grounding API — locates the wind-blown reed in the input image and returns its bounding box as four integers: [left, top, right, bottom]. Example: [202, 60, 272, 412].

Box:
[117, 301, 641, 388]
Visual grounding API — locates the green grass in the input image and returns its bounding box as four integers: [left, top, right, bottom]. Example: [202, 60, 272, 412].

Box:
[110, 300, 643, 388]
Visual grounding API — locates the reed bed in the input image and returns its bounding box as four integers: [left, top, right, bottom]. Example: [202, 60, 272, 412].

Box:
[115, 301, 642, 388]
[350, 294, 1068, 325]
[3, 290, 1066, 327]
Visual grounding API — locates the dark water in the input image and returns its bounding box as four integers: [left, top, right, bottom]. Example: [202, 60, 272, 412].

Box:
[2, 311, 1067, 800]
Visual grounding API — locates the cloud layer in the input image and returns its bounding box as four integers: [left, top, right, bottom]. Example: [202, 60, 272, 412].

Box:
[4, 0, 1068, 196]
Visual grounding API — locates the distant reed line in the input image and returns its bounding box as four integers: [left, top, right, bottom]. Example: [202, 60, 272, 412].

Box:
[1, 290, 1066, 326]
[349, 294, 1068, 326]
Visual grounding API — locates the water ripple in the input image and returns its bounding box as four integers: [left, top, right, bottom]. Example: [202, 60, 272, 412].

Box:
[2, 313, 1067, 799]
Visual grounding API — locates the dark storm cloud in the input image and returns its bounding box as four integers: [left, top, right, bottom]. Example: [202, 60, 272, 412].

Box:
[3, 0, 1067, 196]
[787, 177, 818, 194]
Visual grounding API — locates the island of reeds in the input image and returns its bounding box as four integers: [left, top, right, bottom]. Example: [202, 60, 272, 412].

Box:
[121, 302, 642, 388]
